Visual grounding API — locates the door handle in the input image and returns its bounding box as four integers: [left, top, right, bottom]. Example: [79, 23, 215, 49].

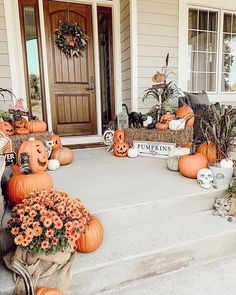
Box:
[84, 76, 95, 94]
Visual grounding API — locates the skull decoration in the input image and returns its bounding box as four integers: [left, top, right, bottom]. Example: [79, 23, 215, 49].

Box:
[197, 168, 213, 189]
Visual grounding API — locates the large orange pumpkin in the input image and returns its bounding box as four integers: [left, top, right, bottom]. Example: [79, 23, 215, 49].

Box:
[176, 105, 194, 127]
[14, 127, 30, 135]
[36, 287, 63, 295]
[51, 134, 61, 150]
[114, 141, 129, 157]
[0, 120, 14, 136]
[25, 120, 47, 133]
[197, 142, 217, 164]
[113, 130, 125, 144]
[179, 153, 208, 179]
[18, 137, 48, 172]
[155, 122, 169, 130]
[76, 216, 103, 253]
[51, 147, 73, 165]
[7, 171, 53, 205]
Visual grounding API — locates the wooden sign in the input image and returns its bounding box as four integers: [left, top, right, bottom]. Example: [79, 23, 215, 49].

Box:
[117, 111, 129, 130]
[133, 140, 176, 158]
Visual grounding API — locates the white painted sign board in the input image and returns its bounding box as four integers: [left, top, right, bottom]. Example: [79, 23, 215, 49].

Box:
[133, 140, 176, 158]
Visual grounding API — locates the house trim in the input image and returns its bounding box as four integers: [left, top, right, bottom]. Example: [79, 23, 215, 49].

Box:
[4, 0, 121, 143]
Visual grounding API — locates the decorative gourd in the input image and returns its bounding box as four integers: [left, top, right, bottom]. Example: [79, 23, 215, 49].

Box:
[25, 120, 47, 133]
[18, 137, 48, 172]
[128, 147, 139, 158]
[179, 153, 208, 179]
[113, 130, 125, 144]
[14, 127, 30, 135]
[160, 113, 175, 123]
[76, 216, 103, 253]
[167, 156, 179, 172]
[169, 118, 186, 131]
[13, 117, 27, 128]
[51, 134, 61, 150]
[114, 142, 129, 157]
[168, 147, 190, 158]
[176, 105, 194, 127]
[7, 171, 53, 205]
[155, 122, 169, 130]
[0, 120, 14, 136]
[36, 287, 63, 295]
[48, 159, 60, 171]
[51, 147, 73, 165]
[197, 142, 217, 164]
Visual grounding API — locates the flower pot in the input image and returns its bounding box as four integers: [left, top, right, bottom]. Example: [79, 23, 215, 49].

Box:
[209, 165, 233, 188]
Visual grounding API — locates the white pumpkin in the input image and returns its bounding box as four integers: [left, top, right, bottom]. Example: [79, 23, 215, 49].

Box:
[143, 116, 153, 127]
[220, 158, 234, 168]
[48, 159, 60, 171]
[167, 156, 179, 171]
[169, 118, 186, 131]
[128, 147, 139, 158]
[168, 147, 190, 158]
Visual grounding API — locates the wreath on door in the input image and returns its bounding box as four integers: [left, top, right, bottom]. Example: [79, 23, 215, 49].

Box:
[55, 21, 88, 58]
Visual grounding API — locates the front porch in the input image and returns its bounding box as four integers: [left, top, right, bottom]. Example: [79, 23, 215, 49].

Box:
[2, 148, 236, 294]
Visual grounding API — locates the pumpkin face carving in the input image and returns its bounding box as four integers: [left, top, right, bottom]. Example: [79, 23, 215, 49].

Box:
[113, 130, 125, 144]
[0, 121, 14, 136]
[18, 137, 48, 172]
[114, 142, 129, 157]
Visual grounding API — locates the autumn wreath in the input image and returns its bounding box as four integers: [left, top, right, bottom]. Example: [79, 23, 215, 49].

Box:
[55, 21, 88, 58]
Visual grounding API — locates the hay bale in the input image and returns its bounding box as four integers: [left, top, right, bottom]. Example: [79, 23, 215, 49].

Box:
[125, 128, 193, 147]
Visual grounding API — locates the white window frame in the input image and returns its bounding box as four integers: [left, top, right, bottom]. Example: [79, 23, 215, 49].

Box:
[179, 0, 236, 103]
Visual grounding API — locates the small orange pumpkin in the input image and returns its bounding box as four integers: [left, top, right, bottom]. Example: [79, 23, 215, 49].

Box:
[51, 147, 73, 165]
[197, 141, 217, 164]
[0, 120, 14, 136]
[13, 117, 28, 128]
[176, 105, 194, 127]
[113, 130, 125, 144]
[179, 153, 208, 179]
[18, 137, 48, 172]
[51, 134, 61, 150]
[114, 141, 129, 157]
[36, 287, 63, 295]
[7, 171, 53, 206]
[155, 122, 169, 130]
[76, 216, 103, 253]
[14, 127, 30, 135]
[25, 120, 47, 133]
[160, 113, 175, 123]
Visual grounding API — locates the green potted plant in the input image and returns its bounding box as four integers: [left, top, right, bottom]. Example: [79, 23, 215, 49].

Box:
[202, 104, 236, 188]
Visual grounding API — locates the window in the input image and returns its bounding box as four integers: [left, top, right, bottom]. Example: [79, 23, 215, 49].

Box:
[187, 8, 236, 93]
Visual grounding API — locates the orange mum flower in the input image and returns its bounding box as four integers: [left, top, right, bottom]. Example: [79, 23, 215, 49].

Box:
[11, 227, 19, 235]
[43, 218, 52, 228]
[14, 234, 24, 245]
[41, 240, 49, 250]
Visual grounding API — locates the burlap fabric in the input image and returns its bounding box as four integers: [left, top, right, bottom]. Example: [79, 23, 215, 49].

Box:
[4, 247, 76, 294]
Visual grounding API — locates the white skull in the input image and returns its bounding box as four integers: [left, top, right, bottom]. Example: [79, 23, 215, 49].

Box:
[197, 168, 213, 189]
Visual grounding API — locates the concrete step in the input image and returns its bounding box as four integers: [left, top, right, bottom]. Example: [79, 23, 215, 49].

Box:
[101, 253, 236, 295]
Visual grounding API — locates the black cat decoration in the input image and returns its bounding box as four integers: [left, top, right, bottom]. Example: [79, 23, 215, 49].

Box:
[122, 104, 147, 128]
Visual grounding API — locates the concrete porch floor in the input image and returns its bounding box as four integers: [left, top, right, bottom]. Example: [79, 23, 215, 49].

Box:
[2, 148, 236, 295]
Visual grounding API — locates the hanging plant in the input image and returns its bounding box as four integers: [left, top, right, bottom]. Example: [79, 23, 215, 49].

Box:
[55, 21, 88, 58]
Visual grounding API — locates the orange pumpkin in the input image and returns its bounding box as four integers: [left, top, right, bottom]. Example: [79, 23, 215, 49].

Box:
[36, 287, 63, 295]
[155, 122, 169, 130]
[14, 127, 30, 135]
[114, 141, 129, 157]
[51, 134, 61, 150]
[179, 153, 208, 179]
[197, 142, 217, 164]
[176, 105, 194, 127]
[76, 216, 103, 253]
[13, 117, 27, 128]
[7, 171, 53, 205]
[113, 130, 125, 144]
[182, 143, 191, 148]
[160, 113, 175, 123]
[25, 120, 47, 133]
[0, 120, 14, 136]
[18, 137, 48, 172]
[51, 147, 73, 165]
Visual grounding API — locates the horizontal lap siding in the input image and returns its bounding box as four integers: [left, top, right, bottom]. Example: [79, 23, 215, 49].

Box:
[0, 1, 12, 111]
[120, 0, 131, 110]
[137, 0, 179, 113]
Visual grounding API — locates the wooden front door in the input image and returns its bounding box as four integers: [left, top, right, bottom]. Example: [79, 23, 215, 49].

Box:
[44, 1, 97, 136]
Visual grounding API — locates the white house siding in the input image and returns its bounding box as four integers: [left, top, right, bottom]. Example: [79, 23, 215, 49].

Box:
[137, 0, 179, 113]
[120, 0, 131, 110]
[0, 0, 12, 111]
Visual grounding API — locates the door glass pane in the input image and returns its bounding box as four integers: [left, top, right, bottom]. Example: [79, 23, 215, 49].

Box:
[208, 32, 217, 52]
[189, 9, 198, 30]
[188, 30, 198, 51]
[207, 73, 216, 92]
[199, 10, 208, 30]
[224, 13, 232, 33]
[209, 11, 217, 31]
[198, 31, 207, 51]
[23, 6, 44, 120]
[207, 53, 216, 72]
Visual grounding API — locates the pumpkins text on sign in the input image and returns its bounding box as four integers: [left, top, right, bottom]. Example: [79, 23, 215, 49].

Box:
[133, 140, 176, 158]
